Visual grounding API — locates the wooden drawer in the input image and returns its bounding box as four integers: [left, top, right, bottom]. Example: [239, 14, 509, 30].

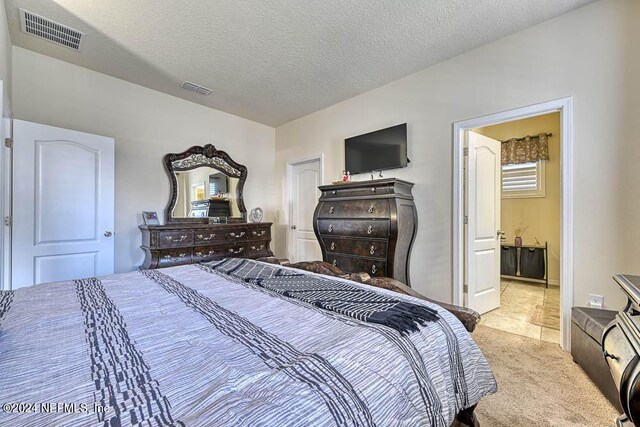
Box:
[247, 241, 271, 258]
[323, 237, 388, 259]
[322, 185, 391, 199]
[317, 199, 390, 218]
[194, 230, 221, 245]
[225, 243, 247, 258]
[317, 219, 389, 238]
[326, 255, 386, 277]
[157, 248, 192, 267]
[158, 230, 194, 248]
[603, 320, 640, 393]
[222, 227, 249, 242]
[193, 245, 227, 263]
[248, 227, 270, 239]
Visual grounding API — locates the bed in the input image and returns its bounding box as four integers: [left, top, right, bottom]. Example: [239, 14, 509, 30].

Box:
[0, 258, 496, 426]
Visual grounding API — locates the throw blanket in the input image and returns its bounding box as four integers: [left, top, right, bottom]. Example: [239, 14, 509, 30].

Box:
[0, 262, 496, 426]
[205, 258, 439, 335]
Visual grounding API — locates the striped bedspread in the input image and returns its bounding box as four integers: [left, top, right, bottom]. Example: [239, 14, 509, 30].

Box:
[0, 260, 496, 426]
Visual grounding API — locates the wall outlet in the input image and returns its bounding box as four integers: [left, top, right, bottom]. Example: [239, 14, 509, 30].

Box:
[588, 294, 604, 309]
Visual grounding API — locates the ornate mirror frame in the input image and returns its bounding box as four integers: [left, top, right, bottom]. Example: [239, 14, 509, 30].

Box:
[164, 144, 248, 223]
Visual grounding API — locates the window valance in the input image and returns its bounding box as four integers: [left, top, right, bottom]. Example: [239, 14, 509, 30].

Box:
[501, 133, 550, 165]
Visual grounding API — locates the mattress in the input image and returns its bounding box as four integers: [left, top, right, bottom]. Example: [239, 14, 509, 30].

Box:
[0, 260, 496, 426]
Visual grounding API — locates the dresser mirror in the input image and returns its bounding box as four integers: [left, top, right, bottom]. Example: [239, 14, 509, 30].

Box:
[164, 144, 247, 223]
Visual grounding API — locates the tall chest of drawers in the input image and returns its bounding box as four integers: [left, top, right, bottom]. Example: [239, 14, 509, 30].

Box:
[313, 178, 417, 286]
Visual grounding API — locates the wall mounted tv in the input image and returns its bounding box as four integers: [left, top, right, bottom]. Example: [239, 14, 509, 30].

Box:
[345, 123, 408, 175]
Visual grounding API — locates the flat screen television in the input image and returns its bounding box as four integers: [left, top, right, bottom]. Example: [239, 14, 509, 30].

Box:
[345, 123, 408, 175]
[209, 172, 229, 195]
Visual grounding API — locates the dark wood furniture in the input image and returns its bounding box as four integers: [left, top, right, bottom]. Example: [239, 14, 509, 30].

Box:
[140, 222, 273, 269]
[312, 178, 418, 286]
[164, 144, 247, 223]
[602, 274, 640, 426]
[140, 144, 273, 269]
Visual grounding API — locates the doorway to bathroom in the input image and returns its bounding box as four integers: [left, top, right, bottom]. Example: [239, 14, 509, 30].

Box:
[453, 98, 573, 349]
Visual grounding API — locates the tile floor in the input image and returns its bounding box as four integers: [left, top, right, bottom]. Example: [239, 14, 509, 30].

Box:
[479, 280, 560, 344]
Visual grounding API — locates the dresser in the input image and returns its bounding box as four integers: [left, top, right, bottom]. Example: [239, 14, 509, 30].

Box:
[602, 274, 640, 426]
[312, 178, 417, 286]
[139, 222, 273, 269]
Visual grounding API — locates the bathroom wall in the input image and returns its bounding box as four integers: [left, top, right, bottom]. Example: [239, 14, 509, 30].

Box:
[475, 113, 561, 285]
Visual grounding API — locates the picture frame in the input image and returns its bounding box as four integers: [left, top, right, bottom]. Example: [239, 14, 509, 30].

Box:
[142, 211, 160, 225]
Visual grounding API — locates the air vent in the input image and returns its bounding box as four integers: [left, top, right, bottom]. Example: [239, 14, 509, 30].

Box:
[20, 9, 85, 51]
[181, 81, 213, 96]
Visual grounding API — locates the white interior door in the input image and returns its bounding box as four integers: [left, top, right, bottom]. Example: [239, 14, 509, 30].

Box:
[290, 159, 321, 262]
[12, 120, 115, 289]
[465, 131, 501, 314]
[0, 82, 8, 291]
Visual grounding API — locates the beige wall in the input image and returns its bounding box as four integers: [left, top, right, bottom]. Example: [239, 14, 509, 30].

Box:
[475, 113, 561, 284]
[12, 47, 276, 274]
[0, 0, 10, 291]
[275, 0, 640, 310]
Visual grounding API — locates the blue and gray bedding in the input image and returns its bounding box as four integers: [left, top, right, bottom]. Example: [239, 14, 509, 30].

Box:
[0, 259, 496, 426]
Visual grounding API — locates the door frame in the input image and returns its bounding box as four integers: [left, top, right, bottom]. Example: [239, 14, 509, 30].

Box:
[452, 97, 574, 350]
[285, 154, 324, 262]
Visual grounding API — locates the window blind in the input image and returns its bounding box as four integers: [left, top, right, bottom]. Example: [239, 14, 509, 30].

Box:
[502, 162, 538, 193]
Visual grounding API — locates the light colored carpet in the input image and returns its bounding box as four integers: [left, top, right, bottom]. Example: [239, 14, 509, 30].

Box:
[472, 325, 619, 427]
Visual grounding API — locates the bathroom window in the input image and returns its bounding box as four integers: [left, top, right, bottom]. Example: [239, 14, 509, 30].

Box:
[502, 160, 545, 198]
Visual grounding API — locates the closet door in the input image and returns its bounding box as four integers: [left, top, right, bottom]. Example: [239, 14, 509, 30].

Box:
[11, 120, 115, 288]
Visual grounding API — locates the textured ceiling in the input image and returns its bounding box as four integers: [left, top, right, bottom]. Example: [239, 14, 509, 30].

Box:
[4, 0, 595, 126]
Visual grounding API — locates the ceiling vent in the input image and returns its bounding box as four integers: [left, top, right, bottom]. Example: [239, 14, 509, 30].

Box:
[19, 9, 85, 51]
[181, 81, 213, 96]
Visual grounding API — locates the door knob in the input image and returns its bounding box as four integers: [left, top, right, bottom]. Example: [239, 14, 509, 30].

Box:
[290, 225, 297, 230]
[497, 230, 505, 239]
[104, 231, 113, 237]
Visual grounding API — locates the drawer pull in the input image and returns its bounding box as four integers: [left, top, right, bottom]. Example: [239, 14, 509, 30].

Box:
[371, 264, 377, 274]
[196, 233, 216, 241]
[228, 247, 244, 255]
[328, 224, 333, 233]
[368, 205, 374, 213]
[229, 231, 246, 238]
[163, 253, 187, 262]
[367, 225, 373, 235]
[195, 250, 216, 257]
[250, 244, 265, 250]
[603, 350, 619, 361]
[329, 206, 334, 214]
[371, 187, 376, 192]
[330, 242, 336, 251]
[332, 259, 337, 267]
[370, 245, 375, 255]
[332, 190, 337, 195]
[252, 230, 266, 237]
[165, 235, 188, 242]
